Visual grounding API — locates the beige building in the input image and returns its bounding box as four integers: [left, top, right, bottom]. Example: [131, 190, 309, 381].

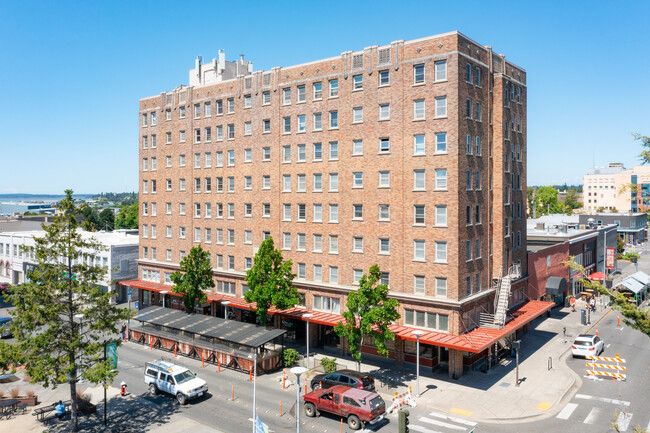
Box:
[583, 163, 650, 212]
[126, 31, 551, 377]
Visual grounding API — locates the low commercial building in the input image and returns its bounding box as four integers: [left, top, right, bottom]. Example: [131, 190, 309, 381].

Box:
[0, 229, 139, 303]
[578, 213, 647, 244]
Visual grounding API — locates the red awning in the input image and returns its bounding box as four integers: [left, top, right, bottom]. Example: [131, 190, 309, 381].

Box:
[589, 272, 606, 281]
[119, 279, 181, 296]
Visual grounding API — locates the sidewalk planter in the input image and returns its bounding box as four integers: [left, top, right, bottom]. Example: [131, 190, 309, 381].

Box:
[77, 401, 97, 415]
[0, 395, 38, 406]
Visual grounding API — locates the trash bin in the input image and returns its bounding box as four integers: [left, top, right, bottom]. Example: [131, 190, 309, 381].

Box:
[580, 309, 587, 325]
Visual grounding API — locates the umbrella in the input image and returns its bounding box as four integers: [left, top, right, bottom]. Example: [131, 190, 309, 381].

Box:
[589, 272, 606, 281]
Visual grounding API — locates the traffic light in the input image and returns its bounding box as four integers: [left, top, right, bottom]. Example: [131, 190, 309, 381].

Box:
[398, 408, 410, 433]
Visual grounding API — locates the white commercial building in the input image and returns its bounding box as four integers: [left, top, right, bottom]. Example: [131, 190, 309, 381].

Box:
[583, 163, 650, 212]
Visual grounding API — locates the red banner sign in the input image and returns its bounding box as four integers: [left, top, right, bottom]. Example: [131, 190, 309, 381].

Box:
[606, 247, 615, 270]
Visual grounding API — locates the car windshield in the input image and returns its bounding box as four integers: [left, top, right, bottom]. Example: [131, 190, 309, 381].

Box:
[174, 370, 196, 384]
[368, 396, 384, 411]
[574, 341, 593, 346]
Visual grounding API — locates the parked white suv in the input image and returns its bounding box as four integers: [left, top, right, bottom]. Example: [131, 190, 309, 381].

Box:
[571, 334, 604, 358]
[144, 360, 208, 405]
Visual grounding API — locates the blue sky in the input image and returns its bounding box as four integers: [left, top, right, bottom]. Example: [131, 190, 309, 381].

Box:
[1, 0, 648, 194]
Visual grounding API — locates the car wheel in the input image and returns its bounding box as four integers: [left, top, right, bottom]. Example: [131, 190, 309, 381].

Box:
[176, 393, 186, 405]
[304, 403, 318, 417]
[347, 414, 362, 430]
[312, 382, 321, 390]
[149, 384, 157, 396]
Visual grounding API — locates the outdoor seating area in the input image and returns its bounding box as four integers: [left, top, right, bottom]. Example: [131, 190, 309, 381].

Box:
[32, 400, 71, 422]
[614, 271, 649, 305]
[0, 398, 25, 419]
[130, 306, 287, 374]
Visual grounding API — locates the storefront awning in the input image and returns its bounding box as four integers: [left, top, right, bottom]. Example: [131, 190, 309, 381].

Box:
[545, 276, 567, 296]
[120, 279, 182, 296]
[628, 271, 650, 286]
[617, 277, 645, 294]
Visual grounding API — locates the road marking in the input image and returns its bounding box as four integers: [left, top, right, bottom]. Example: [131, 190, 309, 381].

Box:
[620, 327, 624, 331]
[419, 417, 466, 430]
[428, 411, 477, 426]
[575, 394, 631, 406]
[450, 408, 473, 416]
[537, 402, 552, 411]
[616, 411, 633, 432]
[606, 344, 611, 348]
[556, 403, 578, 420]
[584, 407, 602, 424]
[409, 425, 440, 433]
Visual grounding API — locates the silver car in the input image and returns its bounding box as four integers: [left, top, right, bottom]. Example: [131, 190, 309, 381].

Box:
[571, 334, 604, 358]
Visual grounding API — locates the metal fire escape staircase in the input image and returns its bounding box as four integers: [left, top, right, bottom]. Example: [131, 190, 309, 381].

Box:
[480, 264, 522, 329]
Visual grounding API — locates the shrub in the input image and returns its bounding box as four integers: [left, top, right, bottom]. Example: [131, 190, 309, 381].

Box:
[320, 357, 337, 374]
[9, 387, 20, 398]
[25, 389, 35, 398]
[0, 389, 5, 398]
[76, 389, 92, 404]
[283, 348, 299, 367]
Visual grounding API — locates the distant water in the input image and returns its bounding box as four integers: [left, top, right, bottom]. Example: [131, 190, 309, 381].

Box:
[0, 194, 95, 215]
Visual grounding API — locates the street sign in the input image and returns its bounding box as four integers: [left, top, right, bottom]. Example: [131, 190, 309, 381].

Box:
[127, 288, 132, 296]
[606, 248, 615, 270]
[106, 342, 118, 370]
[134, 301, 139, 310]
[254, 416, 269, 433]
[127, 294, 132, 302]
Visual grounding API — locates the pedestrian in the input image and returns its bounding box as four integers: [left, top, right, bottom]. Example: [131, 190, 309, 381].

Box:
[55, 400, 66, 420]
[590, 297, 596, 312]
[121, 321, 126, 340]
[570, 296, 576, 312]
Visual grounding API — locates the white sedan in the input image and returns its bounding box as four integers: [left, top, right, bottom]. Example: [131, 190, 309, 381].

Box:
[571, 334, 604, 358]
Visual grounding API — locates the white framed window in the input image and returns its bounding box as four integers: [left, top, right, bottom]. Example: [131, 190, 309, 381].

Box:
[435, 241, 447, 263]
[352, 74, 363, 90]
[435, 205, 447, 226]
[262, 91, 270, 105]
[379, 238, 390, 254]
[312, 234, 322, 252]
[413, 99, 425, 120]
[329, 141, 338, 160]
[353, 172, 363, 188]
[353, 204, 363, 219]
[244, 230, 252, 244]
[352, 269, 363, 284]
[414, 240, 425, 260]
[298, 233, 307, 251]
[413, 64, 425, 84]
[313, 295, 340, 314]
[313, 82, 322, 100]
[283, 175, 291, 192]
[414, 134, 425, 155]
[282, 232, 291, 250]
[379, 138, 390, 153]
[435, 97, 447, 118]
[313, 173, 323, 191]
[262, 175, 271, 189]
[263, 119, 271, 133]
[313, 142, 322, 160]
[435, 278, 447, 297]
[283, 87, 291, 104]
[475, 102, 481, 121]
[475, 136, 482, 155]
[313, 264, 322, 282]
[313, 112, 322, 130]
[413, 169, 425, 190]
[298, 85, 306, 103]
[435, 169, 447, 190]
[297, 263, 306, 279]
[378, 69, 389, 86]
[379, 204, 390, 221]
[283, 145, 291, 163]
[244, 203, 252, 217]
[352, 139, 363, 155]
[434, 60, 447, 81]
[263, 203, 271, 217]
[329, 235, 338, 253]
[414, 205, 425, 225]
[313, 204, 322, 222]
[204, 102, 211, 117]
[298, 115, 306, 132]
[379, 171, 390, 188]
[353, 237, 363, 252]
[227, 97, 234, 113]
[228, 229, 235, 244]
[379, 104, 390, 120]
[414, 276, 425, 295]
[329, 204, 338, 223]
[297, 204, 306, 221]
[283, 203, 291, 221]
[329, 79, 338, 97]
[244, 121, 252, 135]
[297, 144, 306, 162]
[297, 174, 306, 192]
[353, 107, 363, 123]
[244, 148, 252, 162]
[329, 266, 339, 283]
[283, 116, 291, 134]
[329, 110, 338, 129]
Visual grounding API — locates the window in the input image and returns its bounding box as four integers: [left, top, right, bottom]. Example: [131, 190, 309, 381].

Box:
[413, 64, 425, 84]
[379, 204, 390, 221]
[244, 149, 252, 163]
[433, 132, 447, 153]
[298, 234, 306, 251]
[413, 99, 425, 120]
[215, 100, 223, 115]
[353, 172, 363, 188]
[349, 236, 363, 255]
[313, 265, 322, 282]
[413, 240, 425, 260]
[283, 233, 291, 250]
[297, 204, 306, 221]
[165, 109, 171, 120]
[296, 144, 306, 162]
[466, 170, 472, 190]
[297, 115, 306, 132]
[475, 170, 481, 189]
[179, 202, 186, 215]
[466, 99, 472, 119]
[475, 102, 481, 121]
[313, 82, 322, 100]
[313, 204, 322, 222]
[216, 125, 223, 141]
[244, 121, 252, 135]
[313, 295, 340, 314]
[205, 152, 212, 167]
[475, 136, 482, 156]
[194, 153, 201, 168]
[475, 238, 481, 258]
[297, 263, 306, 279]
[297, 174, 306, 191]
[142, 113, 148, 126]
[373, 238, 390, 256]
[379, 138, 390, 153]
[329, 110, 338, 128]
[379, 104, 390, 120]
[475, 204, 481, 224]
[329, 204, 338, 222]
[194, 227, 200, 242]
[142, 135, 148, 149]
[352, 74, 363, 90]
[411, 276, 425, 295]
[313, 173, 323, 191]
[313, 112, 322, 130]
[228, 256, 235, 270]
[413, 134, 425, 155]
[283, 203, 292, 221]
[165, 202, 172, 214]
[434, 60, 447, 81]
[244, 230, 252, 244]
[435, 241, 447, 263]
[205, 177, 212, 192]
[227, 123, 235, 139]
[312, 234, 321, 252]
[228, 150, 235, 166]
[414, 205, 425, 225]
[193, 103, 201, 119]
[329, 141, 338, 160]
[329, 79, 338, 97]
[227, 177, 235, 192]
[283, 117, 291, 133]
[263, 203, 271, 217]
[353, 269, 363, 284]
[329, 235, 338, 253]
[194, 203, 201, 217]
[204, 101, 211, 117]
[413, 170, 425, 190]
[262, 91, 270, 105]
[435, 169, 447, 190]
[165, 131, 172, 144]
[435, 97, 447, 118]
[263, 175, 270, 189]
[313, 142, 322, 160]
[466, 240, 473, 261]
[435, 278, 447, 297]
[283, 145, 291, 163]
[216, 229, 223, 243]
[244, 94, 252, 108]
[353, 107, 363, 123]
[179, 106, 186, 119]
[353, 204, 363, 219]
[517, 116, 521, 132]
[262, 148, 270, 162]
[517, 86, 522, 103]
[194, 178, 201, 193]
[329, 173, 339, 191]
[352, 139, 363, 156]
[263, 119, 271, 133]
[283, 175, 291, 192]
[475, 67, 481, 86]
[283, 87, 291, 104]
[465, 64, 472, 82]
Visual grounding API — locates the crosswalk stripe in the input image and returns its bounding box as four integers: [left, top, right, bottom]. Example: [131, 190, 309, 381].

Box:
[584, 407, 601, 424]
[575, 394, 631, 406]
[616, 412, 633, 432]
[428, 411, 477, 426]
[409, 425, 441, 433]
[556, 403, 578, 420]
[419, 417, 466, 430]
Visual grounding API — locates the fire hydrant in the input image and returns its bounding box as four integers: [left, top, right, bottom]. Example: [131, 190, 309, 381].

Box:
[120, 381, 127, 396]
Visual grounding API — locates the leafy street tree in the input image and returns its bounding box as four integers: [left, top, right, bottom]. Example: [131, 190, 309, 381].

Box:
[114, 202, 138, 229]
[537, 186, 563, 215]
[170, 245, 214, 313]
[563, 189, 582, 214]
[634, 133, 650, 164]
[0, 190, 131, 433]
[527, 187, 538, 217]
[617, 235, 626, 254]
[334, 265, 400, 370]
[98, 208, 115, 231]
[244, 236, 299, 325]
[80, 205, 99, 231]
[566, 258, 649, 337]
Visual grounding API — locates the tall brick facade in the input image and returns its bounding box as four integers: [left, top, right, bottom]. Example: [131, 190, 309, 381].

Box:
[137, 31, 527, 368]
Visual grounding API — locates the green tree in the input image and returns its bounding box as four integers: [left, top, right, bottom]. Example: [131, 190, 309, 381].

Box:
[566, 258, 649, 337]
[334, 265, 400, 370]
[0, 190, 131, 433]
[114, 203, 138, 229]
[617, 235, 626, 254]
[527, 187, 538, 217]
[537, 186, 562, 215]
[244, 236, 299, 325]
[634, 133, 650, 164]
[80, 205, 99, 231]
[563, 189, 582, 214]
[98, 208, 115, 231]
[171, 245, 214, 313]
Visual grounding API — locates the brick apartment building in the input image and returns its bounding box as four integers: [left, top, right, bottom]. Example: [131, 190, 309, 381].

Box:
[124, 31, 552, 377]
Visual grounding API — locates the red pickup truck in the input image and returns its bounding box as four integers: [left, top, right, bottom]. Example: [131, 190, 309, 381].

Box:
[303, 385, 386, 430]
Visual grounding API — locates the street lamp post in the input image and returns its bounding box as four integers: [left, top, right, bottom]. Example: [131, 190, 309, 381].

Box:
[303, 313, 313, 369]
[160, 290, 168, 309]
[290, 366, 307, 433]
[222, 301, 231, 321]
[412, 330, 424, 397]
[513, 340, 521, 386]
[249, 350, 258, 432]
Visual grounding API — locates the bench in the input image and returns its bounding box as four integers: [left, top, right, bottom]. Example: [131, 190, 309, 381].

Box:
[33, 401, 71, 422]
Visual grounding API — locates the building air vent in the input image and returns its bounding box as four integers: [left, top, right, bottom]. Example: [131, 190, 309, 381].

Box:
[179, 90, 187, 104]
[244, 77, 252, 90]
[262, 73, 271, 87]
[165, 94, 173, 106]
[352, 54, 364, 70]
[378, 48, 391, 66]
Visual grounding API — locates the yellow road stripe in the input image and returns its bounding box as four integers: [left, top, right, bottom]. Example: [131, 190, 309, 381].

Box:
[537, 402, 552, 411]
[450, 408, 473, 416]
